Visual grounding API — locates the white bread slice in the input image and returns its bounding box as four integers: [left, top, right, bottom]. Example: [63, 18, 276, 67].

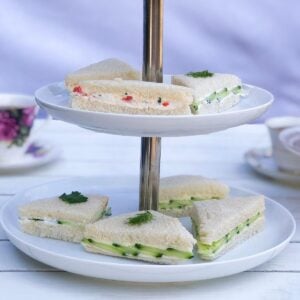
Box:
[19, 195, 108, 224]
[71, 80, 193, 115]
[159, 206, 193, 218]
[159, 175, 229, 203]
[65, 58, 141, 89]
[199, 216, 264, 260]
[83, 210, 196, 264]
[19, 219, 85, 243]
[191, 195, 265, 245]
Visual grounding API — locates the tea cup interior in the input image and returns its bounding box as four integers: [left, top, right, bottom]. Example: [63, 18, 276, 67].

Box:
[0, 94, 36, 109]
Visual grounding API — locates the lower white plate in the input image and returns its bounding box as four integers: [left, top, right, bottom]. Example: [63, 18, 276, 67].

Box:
[0, 177, 295, 283]
[245, 147, 300, 184]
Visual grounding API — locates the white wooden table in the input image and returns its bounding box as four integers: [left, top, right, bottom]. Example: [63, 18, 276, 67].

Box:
[1, 120, 300, 300]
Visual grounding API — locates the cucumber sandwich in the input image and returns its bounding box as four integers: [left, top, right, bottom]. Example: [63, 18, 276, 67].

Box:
[172, 70, 246, 114]
[159, 175, 229, 217]
[82, 210, 196, 264]
[191, 195, 265, 260]
[19, 191, 109, 243]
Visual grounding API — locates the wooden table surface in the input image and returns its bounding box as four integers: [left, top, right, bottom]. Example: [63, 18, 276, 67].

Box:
[1, 120, 299, 300]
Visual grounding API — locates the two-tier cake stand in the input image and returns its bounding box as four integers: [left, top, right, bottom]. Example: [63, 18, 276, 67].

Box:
[0, 0, 295, 282]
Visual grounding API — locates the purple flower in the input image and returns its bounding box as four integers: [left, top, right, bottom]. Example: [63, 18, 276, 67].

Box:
[21, 106, 35, 126]
[0, 111, 19, 141]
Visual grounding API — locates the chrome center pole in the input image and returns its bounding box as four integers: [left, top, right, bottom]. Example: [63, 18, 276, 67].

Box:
[139, 0, 163, 211]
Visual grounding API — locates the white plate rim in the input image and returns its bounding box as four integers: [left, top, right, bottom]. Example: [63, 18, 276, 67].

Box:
[35, 82, 274, 120]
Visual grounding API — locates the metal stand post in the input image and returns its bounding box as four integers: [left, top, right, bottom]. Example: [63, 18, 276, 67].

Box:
[139, 0, 163, 211]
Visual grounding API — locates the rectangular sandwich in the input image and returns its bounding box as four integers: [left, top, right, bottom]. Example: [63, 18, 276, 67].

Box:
[159, 175, 229, 217]
[70, 79, 194, 115]
[65, 58, 141, 89]
[19, 191, 109, 243]
[172, 70, 246, 114]
[191, 195, 265, 260]
[82, 210, 196, 264]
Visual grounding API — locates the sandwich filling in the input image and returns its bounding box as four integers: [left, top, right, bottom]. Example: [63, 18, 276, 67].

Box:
[82, 238, 194, 260]
[193, 211, 262, 258]
[21, 207, 111, 227]
[159, 196, 221, 212]
[190, 85, 244, 114]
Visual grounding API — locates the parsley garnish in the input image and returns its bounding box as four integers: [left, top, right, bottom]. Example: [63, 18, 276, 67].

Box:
[127, 211, 153, 226]
[59, 191, 88, 204]
[186, 70, 214, 78]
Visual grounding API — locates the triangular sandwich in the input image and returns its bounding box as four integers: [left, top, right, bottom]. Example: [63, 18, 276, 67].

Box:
[82, 210, 196, 264]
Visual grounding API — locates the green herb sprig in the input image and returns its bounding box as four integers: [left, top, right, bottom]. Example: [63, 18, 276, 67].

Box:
[127, 211, 153, 226]
[186, 70, 214, 78]
[59, 191, 88, 204]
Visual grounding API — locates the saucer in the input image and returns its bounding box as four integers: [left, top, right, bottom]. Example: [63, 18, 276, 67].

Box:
[0, 140, 61, 172]
[245, 147, 300, 184]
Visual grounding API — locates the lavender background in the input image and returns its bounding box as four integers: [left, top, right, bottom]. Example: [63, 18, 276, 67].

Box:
[0, 0, 299, 120]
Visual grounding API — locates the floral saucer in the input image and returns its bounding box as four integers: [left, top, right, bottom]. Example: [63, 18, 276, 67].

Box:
[245, 147, 300, 184]
[0, 140, 61, 172]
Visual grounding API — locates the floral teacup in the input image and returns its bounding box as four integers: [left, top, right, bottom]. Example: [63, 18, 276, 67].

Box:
[0, 94, 45, 162]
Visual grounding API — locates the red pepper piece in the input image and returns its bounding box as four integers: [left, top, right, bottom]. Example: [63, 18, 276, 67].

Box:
[162, 101, 169, 107]
[122, 95, 133, 101]
[73, 86, 83, 93]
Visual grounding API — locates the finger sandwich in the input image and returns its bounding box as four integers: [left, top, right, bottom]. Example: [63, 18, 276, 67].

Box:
[191, 195, 265, 260]
[82, 210, 196, 264]
[19, 191, 109, 243]
[65, 58, 141, 89]
[70, 79, 194, 115]
[172, 70, 246, 114]
[159, 175, 229, 217]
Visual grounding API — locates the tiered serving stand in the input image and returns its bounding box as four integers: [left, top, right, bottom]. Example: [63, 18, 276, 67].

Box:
[0, 0, 295, 282]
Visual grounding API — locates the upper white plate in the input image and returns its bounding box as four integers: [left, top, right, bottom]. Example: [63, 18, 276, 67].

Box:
[35, 80, 273, 137]
[1, 177, 295, 283]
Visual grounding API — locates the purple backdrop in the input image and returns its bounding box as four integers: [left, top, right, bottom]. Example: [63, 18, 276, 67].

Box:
[0, 0, 299, 120]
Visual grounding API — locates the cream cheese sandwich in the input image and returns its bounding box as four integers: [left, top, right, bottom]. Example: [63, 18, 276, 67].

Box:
[19, 191, 109, 243]
[70, 79, 194, 115]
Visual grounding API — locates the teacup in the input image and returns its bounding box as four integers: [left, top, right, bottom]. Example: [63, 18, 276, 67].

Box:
[265, 117, 300, 174]
[0, 94, 46, 162]
[279, 126, 300, 158]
